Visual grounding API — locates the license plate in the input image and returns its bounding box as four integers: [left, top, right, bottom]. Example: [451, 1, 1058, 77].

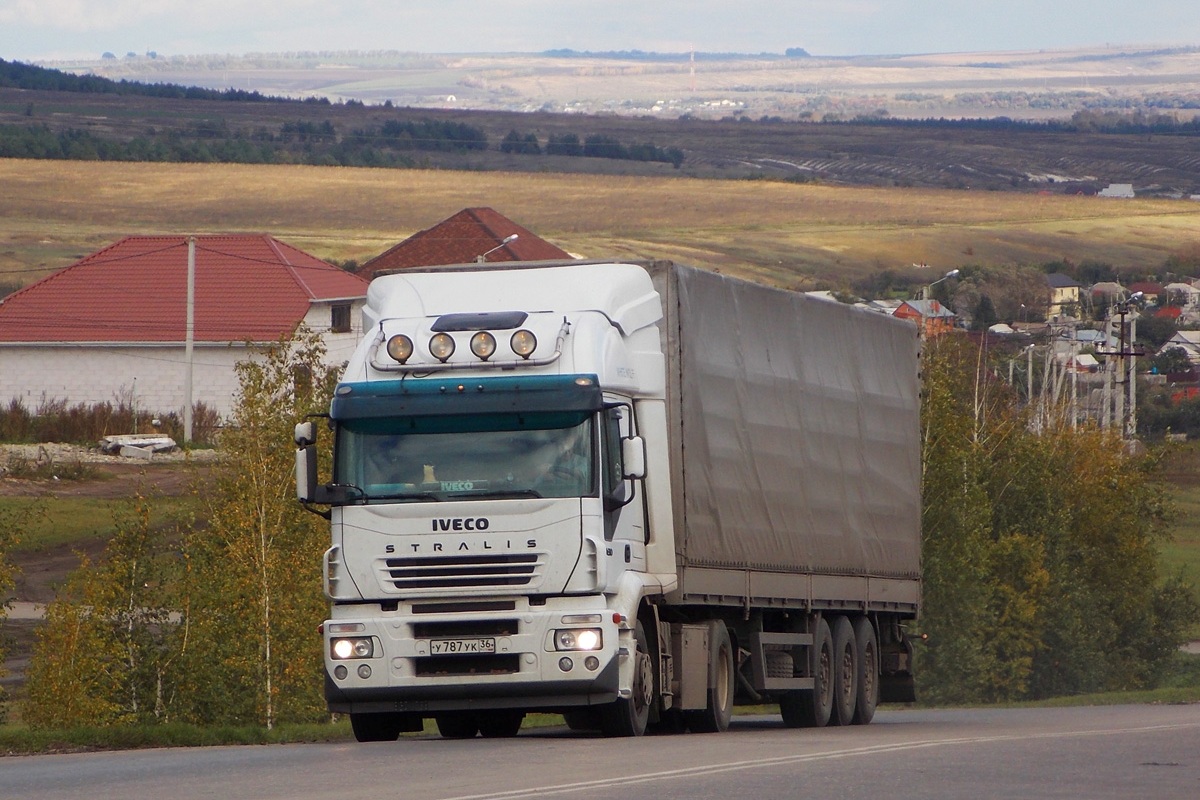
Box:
[430, 637, 497, 655]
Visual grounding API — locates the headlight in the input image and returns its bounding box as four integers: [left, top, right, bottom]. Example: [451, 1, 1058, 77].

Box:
[386, 334, 414, 363]
[331, 637, 375, 660]
[429, 333, 456, 362]
[510, 329, 537, 359]
[555, 628, 602, 651]
[470, 331, 497, 360]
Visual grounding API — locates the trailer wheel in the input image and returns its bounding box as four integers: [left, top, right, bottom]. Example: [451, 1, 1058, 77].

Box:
[478, 711, 525, 738]
[830, 616, 858, 726]
[599, 619, 653, 737]
[852, 617, 879, 725]
[349, 712, 403, 742]
[435, 713, 480, 739]
[779, 616, 833, 728]
[685, 620, 734, 733]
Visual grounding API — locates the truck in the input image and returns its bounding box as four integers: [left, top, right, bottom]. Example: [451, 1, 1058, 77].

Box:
[294, 259, 921, 741]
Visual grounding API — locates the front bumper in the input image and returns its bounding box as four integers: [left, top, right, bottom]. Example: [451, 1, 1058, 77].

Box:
[323, 595, 624, 715]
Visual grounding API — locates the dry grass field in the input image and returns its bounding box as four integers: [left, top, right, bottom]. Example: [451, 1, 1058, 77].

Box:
[3, 158, 1199, 292]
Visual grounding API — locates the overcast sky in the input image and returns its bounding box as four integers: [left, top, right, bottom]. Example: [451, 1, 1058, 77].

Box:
[1, 0, 1197, 62]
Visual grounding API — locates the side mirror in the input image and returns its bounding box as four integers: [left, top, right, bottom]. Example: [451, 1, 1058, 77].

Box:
[295, 421, 317, 447]
[622, 436, 646, 479]
[295, 421, 318, 502]
[296, 444, 318, 502]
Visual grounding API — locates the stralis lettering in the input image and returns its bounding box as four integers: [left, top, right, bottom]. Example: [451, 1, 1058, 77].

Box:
[386, 539, 537, 554]
[432, 518, 490, 532]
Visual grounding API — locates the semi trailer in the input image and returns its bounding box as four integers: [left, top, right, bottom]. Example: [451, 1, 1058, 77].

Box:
[295, 259, 921, 740]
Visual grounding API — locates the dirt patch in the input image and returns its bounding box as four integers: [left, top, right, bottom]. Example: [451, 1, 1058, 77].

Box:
[0, 461, 206, 499]
[2, 443, 216, 597]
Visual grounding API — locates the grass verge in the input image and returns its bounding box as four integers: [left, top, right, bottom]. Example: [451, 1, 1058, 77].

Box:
[0, 720, 354, 756]
[3, 655, 1196, 756]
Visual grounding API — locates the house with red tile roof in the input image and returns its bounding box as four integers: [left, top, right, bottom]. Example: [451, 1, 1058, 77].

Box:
[358, 207, 573, 279]
[0, 234, 367, 418]
[894, 299, 957, 336]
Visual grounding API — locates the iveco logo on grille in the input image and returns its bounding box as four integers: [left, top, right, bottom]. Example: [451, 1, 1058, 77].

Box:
[432, 518, 490, 531]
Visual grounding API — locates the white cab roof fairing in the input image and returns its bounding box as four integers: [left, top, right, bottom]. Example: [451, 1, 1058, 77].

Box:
[348, 262, 666, 394]
[365, 262, 662, 335]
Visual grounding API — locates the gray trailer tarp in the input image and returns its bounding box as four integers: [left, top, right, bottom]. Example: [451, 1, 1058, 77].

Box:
[653, 263, 921, 591]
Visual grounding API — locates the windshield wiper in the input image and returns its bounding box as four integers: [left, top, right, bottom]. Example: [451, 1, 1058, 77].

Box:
[370, 491, 441, 502]
[447, 489, 544, 500]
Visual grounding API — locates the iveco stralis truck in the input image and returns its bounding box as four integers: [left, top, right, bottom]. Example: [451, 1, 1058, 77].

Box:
[295, 260, 921, 741]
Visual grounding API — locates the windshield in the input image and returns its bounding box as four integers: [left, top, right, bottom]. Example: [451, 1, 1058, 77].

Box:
[334, 411, 596, 502]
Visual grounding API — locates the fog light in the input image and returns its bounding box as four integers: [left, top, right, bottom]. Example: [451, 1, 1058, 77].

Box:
[334, 665, 348, 680]
[470, 331, 497, 360]
[558, 657, 574, 672]
[584, 656, 600, 671]
[357, 664, 372, 679]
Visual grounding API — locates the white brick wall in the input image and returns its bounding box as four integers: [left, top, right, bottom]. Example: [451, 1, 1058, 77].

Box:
[0, 343, 256, 419]
[0, 301, 366, 420]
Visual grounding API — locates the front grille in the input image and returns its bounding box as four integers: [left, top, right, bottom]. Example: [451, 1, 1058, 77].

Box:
[382, 553, 542, 591]
[415, 654, 521, 676]
[412, 619, 518, 639]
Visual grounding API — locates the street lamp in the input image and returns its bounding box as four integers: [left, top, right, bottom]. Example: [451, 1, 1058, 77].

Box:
[476, 233, 519, 263]
[922, 268, 960, 301]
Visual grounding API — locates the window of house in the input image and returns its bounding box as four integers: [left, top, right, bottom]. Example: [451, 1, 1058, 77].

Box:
[331, 303, 352, 333]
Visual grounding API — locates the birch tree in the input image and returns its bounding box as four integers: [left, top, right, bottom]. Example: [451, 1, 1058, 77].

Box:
[172, 329, 336, 727]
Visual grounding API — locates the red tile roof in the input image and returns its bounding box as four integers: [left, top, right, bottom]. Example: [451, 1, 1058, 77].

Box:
[359, 207, 573, 279]
[0, 235, 367, 343]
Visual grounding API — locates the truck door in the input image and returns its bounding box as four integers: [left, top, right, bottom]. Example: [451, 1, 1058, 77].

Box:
[601, 403, 647, 578]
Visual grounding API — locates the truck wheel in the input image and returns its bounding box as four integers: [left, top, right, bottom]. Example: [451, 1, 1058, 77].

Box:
[350, 712, 402, 742]
[435, 713, 479, 739]
[685, 619, 734, 733]
[478, 711, 525, 738]
[599, 619, 653, 737]
[830, 616, 858, 726]
[779, 617, 833, 728]
[852, 617, 879, 725]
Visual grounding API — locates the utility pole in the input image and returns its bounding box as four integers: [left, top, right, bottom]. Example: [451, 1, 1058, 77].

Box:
[184, 236, 195, 444]
[1127, 313, 1138, 439]
[1095, 294, 1143, 439]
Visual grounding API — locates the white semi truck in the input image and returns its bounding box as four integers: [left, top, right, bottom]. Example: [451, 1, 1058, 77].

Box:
[295, 259, 921, 741]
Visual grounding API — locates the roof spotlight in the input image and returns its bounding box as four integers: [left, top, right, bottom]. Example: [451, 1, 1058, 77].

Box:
[429, 333, 456, 362]
[386, 334, 413, 364]
[511, 329, 537, 359]
[470, 331, 497, 360]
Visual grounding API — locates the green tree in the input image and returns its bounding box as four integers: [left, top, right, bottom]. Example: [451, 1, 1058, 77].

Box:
[918, 335, 1010, 702]
[970, 294, 999, 331]
[24, 492, 173, 728]
[0, 501, 39, 720]
[1150, 345, 1191, 376]
[172, 328, 336, 728]
[918, 334, 1198, 702]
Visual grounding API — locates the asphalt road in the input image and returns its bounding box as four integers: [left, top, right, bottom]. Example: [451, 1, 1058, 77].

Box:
[2, 704, 1198, 800]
